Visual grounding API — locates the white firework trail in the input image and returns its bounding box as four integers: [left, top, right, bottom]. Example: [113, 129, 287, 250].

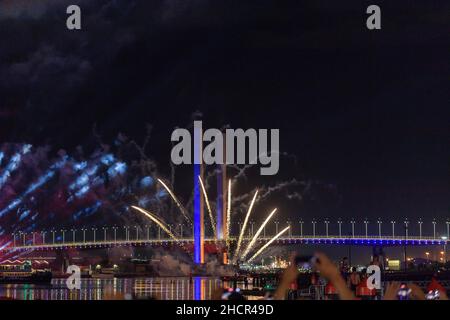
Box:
[241, 208, 277, 260]
[198, 175, 217, 240]
[131, 206, 179, 242]
[157, 178, 192, 225]
[247, 226, 290, 263]
[232, 189, 258, 263]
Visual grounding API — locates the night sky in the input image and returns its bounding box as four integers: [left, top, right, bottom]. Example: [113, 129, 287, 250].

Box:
[0, 0, 449, 250]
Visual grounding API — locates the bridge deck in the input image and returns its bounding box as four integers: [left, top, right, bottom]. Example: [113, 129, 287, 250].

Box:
[1, 235, 447, 252]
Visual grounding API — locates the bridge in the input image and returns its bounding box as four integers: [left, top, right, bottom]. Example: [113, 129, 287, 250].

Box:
[2, 235, 448, 253]
[2, 219, 448, 253]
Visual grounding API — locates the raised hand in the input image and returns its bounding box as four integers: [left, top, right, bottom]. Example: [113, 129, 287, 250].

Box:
[314, 252, 355, 300]
[383, 282, 400, 300]
[273, 252, 299, 300]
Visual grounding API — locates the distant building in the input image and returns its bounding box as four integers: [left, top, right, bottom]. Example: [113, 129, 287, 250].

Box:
[387, 259, 400, 271]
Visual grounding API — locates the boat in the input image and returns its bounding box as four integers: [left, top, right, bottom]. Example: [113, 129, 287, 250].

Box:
[0, 260, 52, 284]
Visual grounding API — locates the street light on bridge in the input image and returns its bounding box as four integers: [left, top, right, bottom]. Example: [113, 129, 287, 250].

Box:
[299, 219, 304, 238]
[274, 221, 279, 234]
[350, 219, 355, 238]
[102, 227, 108, 242]
[390, 220, 396, 238]
[124, 226, 130, 241]
[92, 227, 97, 243]
[51, 230, 56, 244]
[112, 226, 118, 242]
[70, 228, 76, 243]
[238, 221, 243, 235]
[377, 218, 382, 238]
[432, 219, 437, 239]
[22, 232, 27, 246]
[404, 219, 409, 239]
[418, 219, 423, 239]
[32, 232, 36, 245]
[402, 219, 409, 271]
[61, 229, 66, 244]
[41, 231, 47, 245]
[364, 219, 369, 238]
[312, 219, 317, 237]
[337, 219, 342, 237]
[324, 219, 329, 237]
[81, 228, 87, 243]
[134, 225, 139, 240]
[287, 221, 291, 237]
[145, 225, 150, 240]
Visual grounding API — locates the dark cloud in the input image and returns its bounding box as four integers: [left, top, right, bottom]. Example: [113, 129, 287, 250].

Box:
[0, 0, 449, 229]
[0, 0, 54, 19]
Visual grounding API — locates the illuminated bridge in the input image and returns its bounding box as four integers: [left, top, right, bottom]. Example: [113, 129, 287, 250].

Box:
[2, 218, 449, 253]
[1, 233, 448, 253]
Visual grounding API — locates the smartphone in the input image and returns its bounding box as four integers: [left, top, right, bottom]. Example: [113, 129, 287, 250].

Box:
[295, 255, 317, 289]
[294, 255, 317, 270]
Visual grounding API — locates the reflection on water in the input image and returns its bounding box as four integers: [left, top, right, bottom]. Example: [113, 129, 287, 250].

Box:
[0, 277, 227, 300]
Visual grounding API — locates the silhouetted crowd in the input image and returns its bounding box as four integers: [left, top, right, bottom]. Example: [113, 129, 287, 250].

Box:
[271, 252, 449, 300]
